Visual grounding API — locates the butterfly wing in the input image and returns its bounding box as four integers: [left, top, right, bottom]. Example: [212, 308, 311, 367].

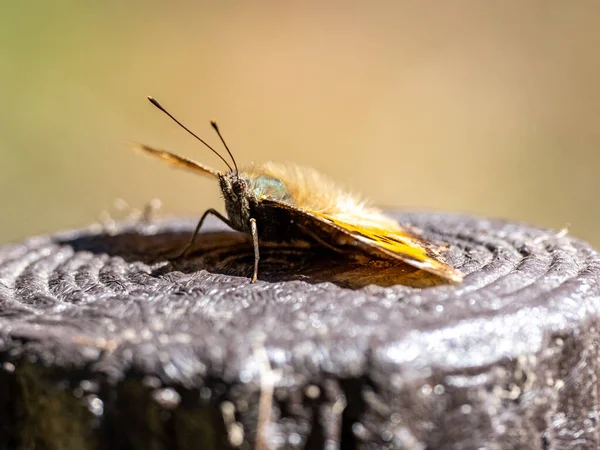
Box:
[315, 212, 464, 282]
[133, 144, 221, 178]
[259, 198, 464, 283]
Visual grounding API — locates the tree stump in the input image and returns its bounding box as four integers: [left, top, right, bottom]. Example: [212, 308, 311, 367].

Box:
[0, 212, 598, 450]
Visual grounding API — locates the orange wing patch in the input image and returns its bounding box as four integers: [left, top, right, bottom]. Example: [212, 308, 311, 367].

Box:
[315, 213, 464, 283]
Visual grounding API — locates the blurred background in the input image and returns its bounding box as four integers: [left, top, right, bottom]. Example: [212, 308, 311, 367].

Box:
[1, 1, 599, 246]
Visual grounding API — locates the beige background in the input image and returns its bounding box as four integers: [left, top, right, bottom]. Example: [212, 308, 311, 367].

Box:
[1, 2, 599, 246]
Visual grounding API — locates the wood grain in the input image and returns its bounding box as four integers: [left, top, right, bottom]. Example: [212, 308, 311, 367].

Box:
[0, 212, 598, 450]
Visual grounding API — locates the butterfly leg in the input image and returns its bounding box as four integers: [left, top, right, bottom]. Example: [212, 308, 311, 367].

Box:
[171, 208, 233, 260]
[250, 218, 260, 283]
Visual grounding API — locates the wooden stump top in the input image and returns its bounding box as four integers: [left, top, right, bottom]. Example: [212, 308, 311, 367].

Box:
[0, 212, 598, 449]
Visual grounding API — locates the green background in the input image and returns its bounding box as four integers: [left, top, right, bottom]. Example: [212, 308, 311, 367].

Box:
[1, 1, 599, 246]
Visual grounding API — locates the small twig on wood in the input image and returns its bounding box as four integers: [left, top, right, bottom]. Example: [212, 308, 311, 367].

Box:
[254, 341, 281, 450]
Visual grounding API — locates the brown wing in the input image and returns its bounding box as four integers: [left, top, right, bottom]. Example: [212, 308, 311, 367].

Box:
[260, 199, 464, 283]
[133, 144, 221, 178]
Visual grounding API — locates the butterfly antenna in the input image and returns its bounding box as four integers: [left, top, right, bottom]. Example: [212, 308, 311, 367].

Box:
[210, 120, 239, 173]
[147, 96, 233, 172]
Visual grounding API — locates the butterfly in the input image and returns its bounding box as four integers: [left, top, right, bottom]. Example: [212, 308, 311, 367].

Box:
[135, 96, 464, 284]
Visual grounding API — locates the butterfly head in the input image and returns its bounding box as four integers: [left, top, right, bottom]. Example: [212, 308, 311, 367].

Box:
[218, 172, 254, 232]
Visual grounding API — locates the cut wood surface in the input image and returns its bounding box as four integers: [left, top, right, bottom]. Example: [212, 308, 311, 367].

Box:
[0, 212, 598, 450]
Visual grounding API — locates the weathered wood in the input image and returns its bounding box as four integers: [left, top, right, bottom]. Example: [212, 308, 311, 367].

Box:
[0, 212, 598, 450]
